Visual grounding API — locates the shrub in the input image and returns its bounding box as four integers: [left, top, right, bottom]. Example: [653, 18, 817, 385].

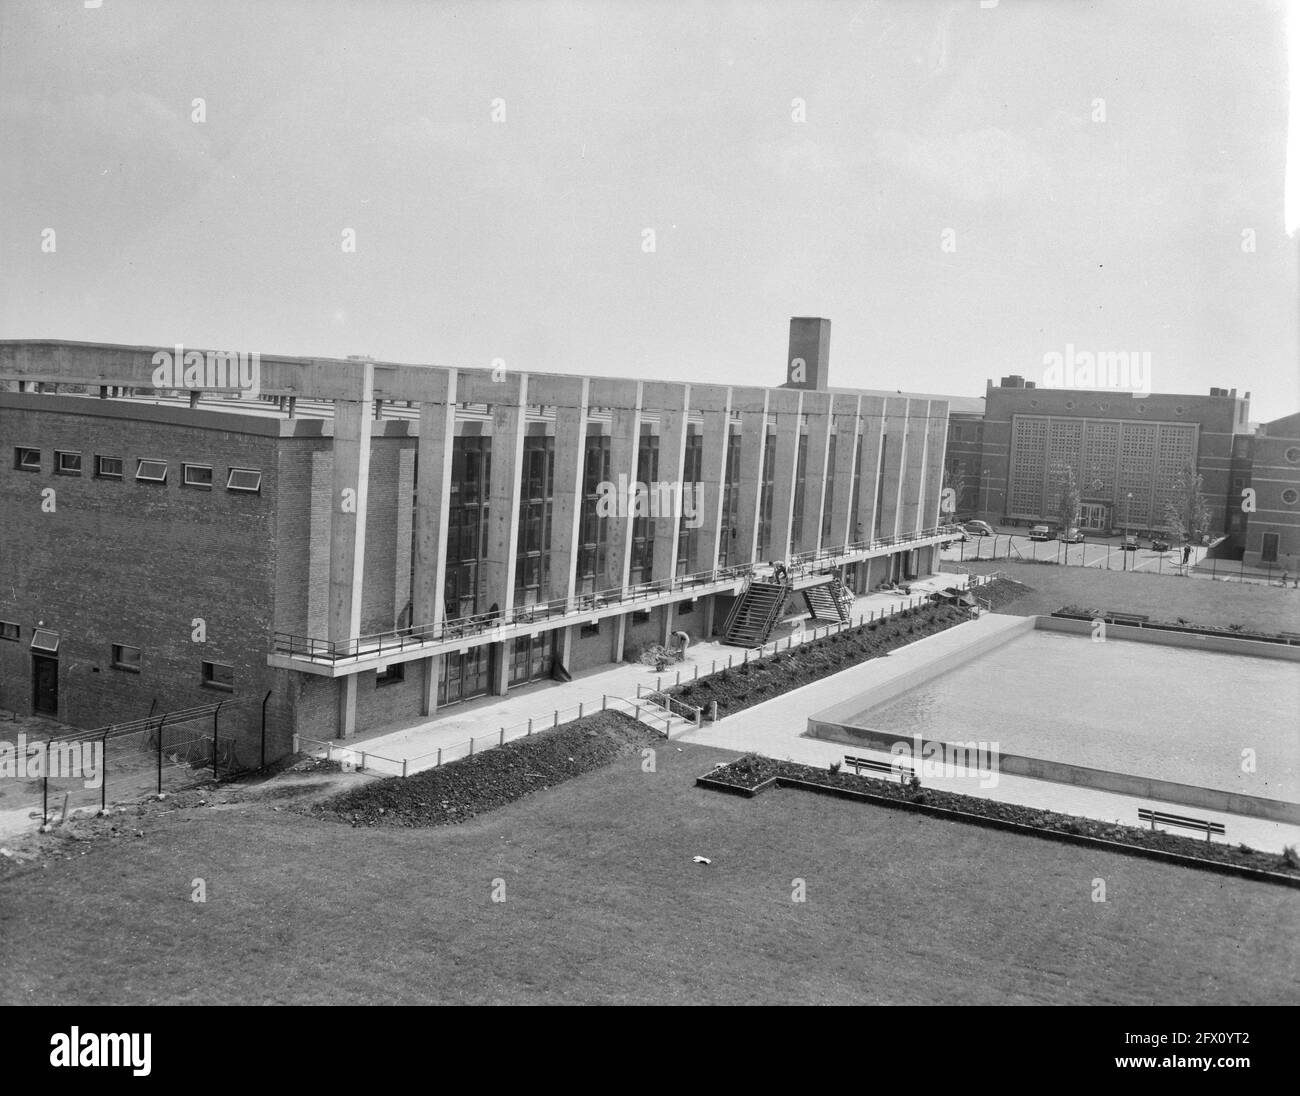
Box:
[829, 760, 841, 775]
[1283, 844, 1300, 869]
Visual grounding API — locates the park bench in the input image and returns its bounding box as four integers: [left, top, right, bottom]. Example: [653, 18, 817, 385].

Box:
[1102, 611, 1149, 626]
[844, 754, 915, 782]
[1137, 806, 1225, 842]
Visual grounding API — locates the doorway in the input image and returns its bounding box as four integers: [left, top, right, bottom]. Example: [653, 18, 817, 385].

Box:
[32, 655, 58, 716]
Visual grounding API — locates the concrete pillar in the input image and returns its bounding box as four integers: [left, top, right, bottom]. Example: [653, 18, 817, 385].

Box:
[612, 614, 627, 663]
[878, 397, 910, 539]
[798, 392, 832, 555]
[482, 373, 528, 616]
[826, 394, 861, 550]
[534, 376, 589, 606]
[692, 386, 731, 573]
[900, 398, 928, 536]
[413, 371, 457, 717]
[648, 383, 690, 584]
[767, 389, 803, 561]
[733, 388, 769, 565]
[328, 364, 375, 738]
[919, 399, 949, 532]
[702, 595, 717, 638]
[595, 380, 643, 592]
[660, 601, 676, 645]
[855, 395, 886, 545]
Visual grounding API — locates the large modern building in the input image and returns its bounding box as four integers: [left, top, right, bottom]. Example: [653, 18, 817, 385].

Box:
[0, 320, 953, 755]
[958, 375, 1253, 535]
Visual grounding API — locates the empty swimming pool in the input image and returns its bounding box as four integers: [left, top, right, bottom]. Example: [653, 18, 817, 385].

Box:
[848, 629, 1300, 800]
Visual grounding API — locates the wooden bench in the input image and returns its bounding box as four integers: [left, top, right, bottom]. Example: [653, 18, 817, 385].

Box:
[1103, 611, 1149, 626]
[844, 754, 914, 782]
[1137, 806, 1225, 842]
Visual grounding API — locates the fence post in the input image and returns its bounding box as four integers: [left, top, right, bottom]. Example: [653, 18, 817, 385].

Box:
[437, 747, 442, 766]
[694, 665, 699, 680]
[292, 733, 299, 753]
[43, 773, 48, 826]
[728, 655, 733, 669]
[101, 729, 109, 815]
[657, 675, 663, 691]
[635, 704, 641, 720]
[553, 710, 559, 728]
[361, 751, 367, 772]
[212, 699, 224, 779]
[402, 759, 408, 778]
[578, 702, 584, 719]
[499, 728, 505, 747]
[156, 712, 168, 795]
[260, 689, 272, 771]
[470, 738, 475, 756]
[675, 670, 681, 686]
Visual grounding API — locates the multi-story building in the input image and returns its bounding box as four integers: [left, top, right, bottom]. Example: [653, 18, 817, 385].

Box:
[970, 376, 1252, 534]
[1233, 411, 1300, 573]
[0, 319, 953, 754]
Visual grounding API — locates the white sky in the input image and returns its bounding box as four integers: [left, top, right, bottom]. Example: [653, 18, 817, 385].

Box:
[1, 0, 1297, 421]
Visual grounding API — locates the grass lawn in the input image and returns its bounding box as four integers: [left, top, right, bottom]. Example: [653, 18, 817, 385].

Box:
[1, 739, 1295, 1005]
[958, 560, 1300, 634]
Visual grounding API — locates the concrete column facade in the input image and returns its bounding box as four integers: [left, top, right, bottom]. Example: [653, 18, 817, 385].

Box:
[648, 383, 690, 583]
[593, 379, 643, 592]
[481, 373, 529, 618]
[766, 389, 803, 561]
[692, 385, 731, 574]
[328, 363, 375, 738]
[919, 399, 949, 532]
[798, 391, 832, 555]
[732, 388, 770, 566]
[533, 376, 589, 606]
[412, 370, 457, 716]
[899, 398, 929, 535]
[826, 394, 861, 550]
[878, 397, 910, 539]
[855, 395, 887, 545]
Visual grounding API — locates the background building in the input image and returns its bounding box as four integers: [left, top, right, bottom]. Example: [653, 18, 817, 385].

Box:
[0, 320, 953, 753]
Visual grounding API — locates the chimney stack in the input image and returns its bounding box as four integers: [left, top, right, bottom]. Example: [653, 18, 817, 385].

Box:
[784, 318, 831, 390]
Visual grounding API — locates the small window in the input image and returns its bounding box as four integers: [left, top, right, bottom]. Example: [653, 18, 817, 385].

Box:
[13, 447, 39, 472]
[227, 468, 262, 493]
[201, 661, 234, 691]
[0, 621, 18, 642]
[1283, 489, 1299, 506]
[95, 456, 123, 479]
[677, 601, 694, 616]
[376, 663, 405, 687]
[55, 451, 82, 476]
[111, 643, 142, 672]
[183, 464, 214, 488]
[1286, 447, 1300, 464]
[1261, 532, 1280, 564]
[30, 629, 60, 653]
[580, 621, 601, 638]
[633, 609, 652, 621]
[136, 459, 168, 483]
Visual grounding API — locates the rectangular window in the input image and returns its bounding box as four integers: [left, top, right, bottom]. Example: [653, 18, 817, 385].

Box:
[580, 621, 601, 638]
[226, 468, 262, 493]
[55, 451, 82, 476]
[95, 456, 123, 479]
[13, 447, 39, 472]
[136, 459, 168, 483]
[111, 643, 142, 672]
[183, 464, 214, 488]
[30, 629, 60, 653]
[200, 661, 234, 691]
[0, 621, 18, 642]
[376, 664, 405, 686]
[1261, 532, 1279, 563]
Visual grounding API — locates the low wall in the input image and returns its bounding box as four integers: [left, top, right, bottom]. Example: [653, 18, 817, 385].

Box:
[804, 720, 1300, 824]
[1039, 614, 1300, 661]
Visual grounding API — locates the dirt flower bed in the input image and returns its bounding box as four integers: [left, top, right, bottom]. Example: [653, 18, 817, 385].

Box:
[1054, 606, 1297, 644]
[309, 711, 660, 828]
[702, 755, 1300, 879]
[671, 577, 1030, 720]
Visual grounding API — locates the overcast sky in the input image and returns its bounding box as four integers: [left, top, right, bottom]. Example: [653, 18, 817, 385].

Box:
[2, 0, 1297, 421]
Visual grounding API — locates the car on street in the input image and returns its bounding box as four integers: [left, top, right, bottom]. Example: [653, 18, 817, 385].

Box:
[1029, 524, 1053, 541]
[1121, 534, 1139, 551]
[963, 520, 995, 537]
[1150, 535, 1171, 552]
[1058, 527, 1085, 543]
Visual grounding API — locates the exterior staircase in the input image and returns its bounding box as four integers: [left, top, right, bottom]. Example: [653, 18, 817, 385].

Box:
[802, 575, 853, 624]
[722, 580, 787, 647]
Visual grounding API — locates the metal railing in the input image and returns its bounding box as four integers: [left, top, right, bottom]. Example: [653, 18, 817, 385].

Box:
[272, 522, 964, 662]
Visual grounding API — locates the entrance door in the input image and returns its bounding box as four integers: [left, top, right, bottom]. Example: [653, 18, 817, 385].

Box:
[32, 655, 58, 716]
[1080, 503, 1107, 531]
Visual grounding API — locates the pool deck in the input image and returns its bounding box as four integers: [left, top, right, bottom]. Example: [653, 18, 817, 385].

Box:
[676, 613, 1300, 855]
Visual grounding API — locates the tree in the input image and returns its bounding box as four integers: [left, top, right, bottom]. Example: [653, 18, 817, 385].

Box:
[1163, 461, 1212, 543]
[1054, 464, 1081, 533]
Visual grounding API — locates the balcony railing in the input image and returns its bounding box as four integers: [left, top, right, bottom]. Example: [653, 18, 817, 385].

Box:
[271, 522, 962, 663]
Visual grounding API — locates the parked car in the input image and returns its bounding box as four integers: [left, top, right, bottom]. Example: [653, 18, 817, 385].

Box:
[1058, 527, 1085, 543]
[963, 520, 995, 537]
[1121, 534, 1139, 551]
[1150, 535, 1171, 552]
[1028, 524, 1052, 541]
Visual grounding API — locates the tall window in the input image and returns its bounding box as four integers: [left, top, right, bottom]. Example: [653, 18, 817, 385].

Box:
[578, 435, 611, 595]
[718, 429, 741, 567]
[677, 432, 703, 576]
[756, 429, 776, 559]
[515, 436, 554, 606]
[443, 436, 491, 620]
[790, 433, 808, 554]
[821, 433, 837, 544]
[629, 434, 659, 585]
